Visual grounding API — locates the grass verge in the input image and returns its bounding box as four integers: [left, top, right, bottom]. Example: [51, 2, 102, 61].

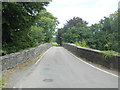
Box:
[51, 42, 59, 46]
[0, 76, 6, 89]
[102, 50, 120, 58]
[74, 41, 89, 48]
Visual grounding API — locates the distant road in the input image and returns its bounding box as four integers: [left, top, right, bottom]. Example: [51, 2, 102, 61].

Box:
[7, 47, 118, 88]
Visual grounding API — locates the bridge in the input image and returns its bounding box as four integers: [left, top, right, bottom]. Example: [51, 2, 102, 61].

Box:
[1, 43, 119, 88]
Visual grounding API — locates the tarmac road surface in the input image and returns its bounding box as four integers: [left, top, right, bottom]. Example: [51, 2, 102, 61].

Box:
[7, 47, 118, 88]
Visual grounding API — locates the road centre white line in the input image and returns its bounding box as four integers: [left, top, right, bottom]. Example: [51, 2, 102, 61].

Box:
[35, 47, 51, 65]
[13, 47, 52, 88]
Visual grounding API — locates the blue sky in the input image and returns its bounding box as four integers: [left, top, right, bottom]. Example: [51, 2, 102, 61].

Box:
[46, 0, 119, 28]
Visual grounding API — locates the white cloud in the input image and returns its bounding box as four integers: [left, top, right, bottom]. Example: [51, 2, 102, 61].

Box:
[46, 0, 119, 28]
[49, 0, 88, 6]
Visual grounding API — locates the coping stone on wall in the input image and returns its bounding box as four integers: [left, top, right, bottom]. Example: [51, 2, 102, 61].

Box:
[1, 43, 52, 71]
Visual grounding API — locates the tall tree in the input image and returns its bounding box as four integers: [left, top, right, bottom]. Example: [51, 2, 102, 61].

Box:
[56, 28, 62, 46]
[59, 17, 89, 43]
[2, 2, 49, 54]
[36, 10, 59, 42]
[56, 12, 119, 53]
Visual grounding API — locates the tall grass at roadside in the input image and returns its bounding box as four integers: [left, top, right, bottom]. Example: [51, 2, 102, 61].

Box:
[102, 50, 120, 58]
[74, 41, 89, 48]
[74, 42, 120, 58]
[51, 42, 59, 46]
[0, 76, 6, 89]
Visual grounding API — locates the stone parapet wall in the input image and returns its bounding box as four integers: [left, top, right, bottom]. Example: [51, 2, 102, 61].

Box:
[0, 43, 52, 71]
[63, 43, 120, 71]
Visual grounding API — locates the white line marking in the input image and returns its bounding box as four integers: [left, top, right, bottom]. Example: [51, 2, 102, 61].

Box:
[13, 47, 52, 88]
[35, 56, 43, 64]
[64, 48, 119, 78]
[35, 47, 51, 65]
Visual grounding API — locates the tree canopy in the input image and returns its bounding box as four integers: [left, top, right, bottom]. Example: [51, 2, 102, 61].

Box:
[2, 2, 119, 55]
[56, 12, 119, 53]
[2, 2, 59, 55]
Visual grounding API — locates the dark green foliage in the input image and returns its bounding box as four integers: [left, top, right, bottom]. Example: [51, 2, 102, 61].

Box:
[88, 12, 119, 52]
[57, 12, 119, 53]
[2, 2, 58, 55]
[60, 17, 89, 43]
[64, 17, 88, 28]
[56, 28, 62, 46]
[118, 10, 120, 52]
[35, 10, 59, 43]
[2, 2, 48, 43]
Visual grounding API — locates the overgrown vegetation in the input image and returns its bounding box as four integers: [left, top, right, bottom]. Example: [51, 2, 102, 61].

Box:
[0, 77, 6, 89]
[2, 2, 59, 55]
[0, 50, 6, 55]
[74, 41, 89, 48]
[51, 42, 59, 46]
[102, 50, 120, 58]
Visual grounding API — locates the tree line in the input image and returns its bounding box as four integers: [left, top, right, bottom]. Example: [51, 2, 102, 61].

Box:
[56, 11, 120, 54]
[2, 2, 59, 55]
[2, 2, 119, 55]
